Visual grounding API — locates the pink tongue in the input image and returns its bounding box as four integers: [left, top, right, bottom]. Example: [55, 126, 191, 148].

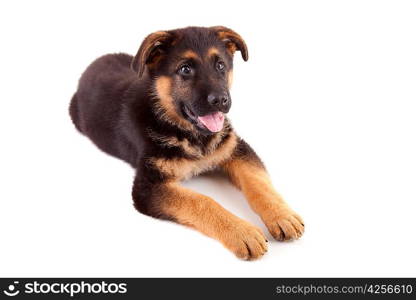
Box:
[197, 112, 225, 132]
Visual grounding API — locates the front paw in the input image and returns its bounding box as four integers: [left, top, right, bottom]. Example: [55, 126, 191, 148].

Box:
[263, 205, 305, 241]
[220, 219, 268, 260]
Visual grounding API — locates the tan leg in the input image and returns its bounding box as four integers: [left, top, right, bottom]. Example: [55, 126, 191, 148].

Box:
[158, 182, 268, 260]
[222, 159, 304, 241]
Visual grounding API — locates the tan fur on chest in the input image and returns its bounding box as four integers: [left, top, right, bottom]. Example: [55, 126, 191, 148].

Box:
[150, 132, 237, 180]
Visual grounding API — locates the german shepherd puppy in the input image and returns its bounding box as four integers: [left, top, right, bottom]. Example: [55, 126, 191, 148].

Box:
[69, 26, 304, 260]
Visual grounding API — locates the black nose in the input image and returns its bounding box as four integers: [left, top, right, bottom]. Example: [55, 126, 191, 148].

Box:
[207, 93, 229, 110]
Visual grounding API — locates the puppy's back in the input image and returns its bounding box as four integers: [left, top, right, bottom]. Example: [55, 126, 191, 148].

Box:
[70, 53, 137, 157]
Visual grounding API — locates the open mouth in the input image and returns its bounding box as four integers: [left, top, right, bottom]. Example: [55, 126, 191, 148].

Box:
[182, 105, 225, 133]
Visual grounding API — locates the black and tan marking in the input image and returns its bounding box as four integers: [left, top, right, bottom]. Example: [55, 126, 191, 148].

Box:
[70, 26, 304, 260]
[222, 141, 304, 241]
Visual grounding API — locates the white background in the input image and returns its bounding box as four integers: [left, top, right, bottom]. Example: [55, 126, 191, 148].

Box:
[1, 0, 415, 277]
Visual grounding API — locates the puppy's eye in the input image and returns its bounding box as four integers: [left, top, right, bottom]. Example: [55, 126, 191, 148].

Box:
[179, 64, 192, 75]
[216, 61, 225, 71]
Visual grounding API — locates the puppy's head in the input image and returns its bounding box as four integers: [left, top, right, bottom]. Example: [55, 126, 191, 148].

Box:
[131, 26, 248, 134]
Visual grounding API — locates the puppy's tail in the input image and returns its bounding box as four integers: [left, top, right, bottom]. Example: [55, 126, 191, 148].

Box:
[69, 93, 83, 133]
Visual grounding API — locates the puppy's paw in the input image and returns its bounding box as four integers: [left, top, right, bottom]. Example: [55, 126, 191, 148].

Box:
[220, 220, 268, 260]
[263, 205, 304, 241]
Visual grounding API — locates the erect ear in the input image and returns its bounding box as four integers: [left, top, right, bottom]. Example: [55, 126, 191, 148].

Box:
[131, 31, 174, 77]
[211, 26, 248, 61]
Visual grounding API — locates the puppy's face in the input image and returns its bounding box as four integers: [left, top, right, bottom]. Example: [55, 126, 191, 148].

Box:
[132, 26, 248, 134]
